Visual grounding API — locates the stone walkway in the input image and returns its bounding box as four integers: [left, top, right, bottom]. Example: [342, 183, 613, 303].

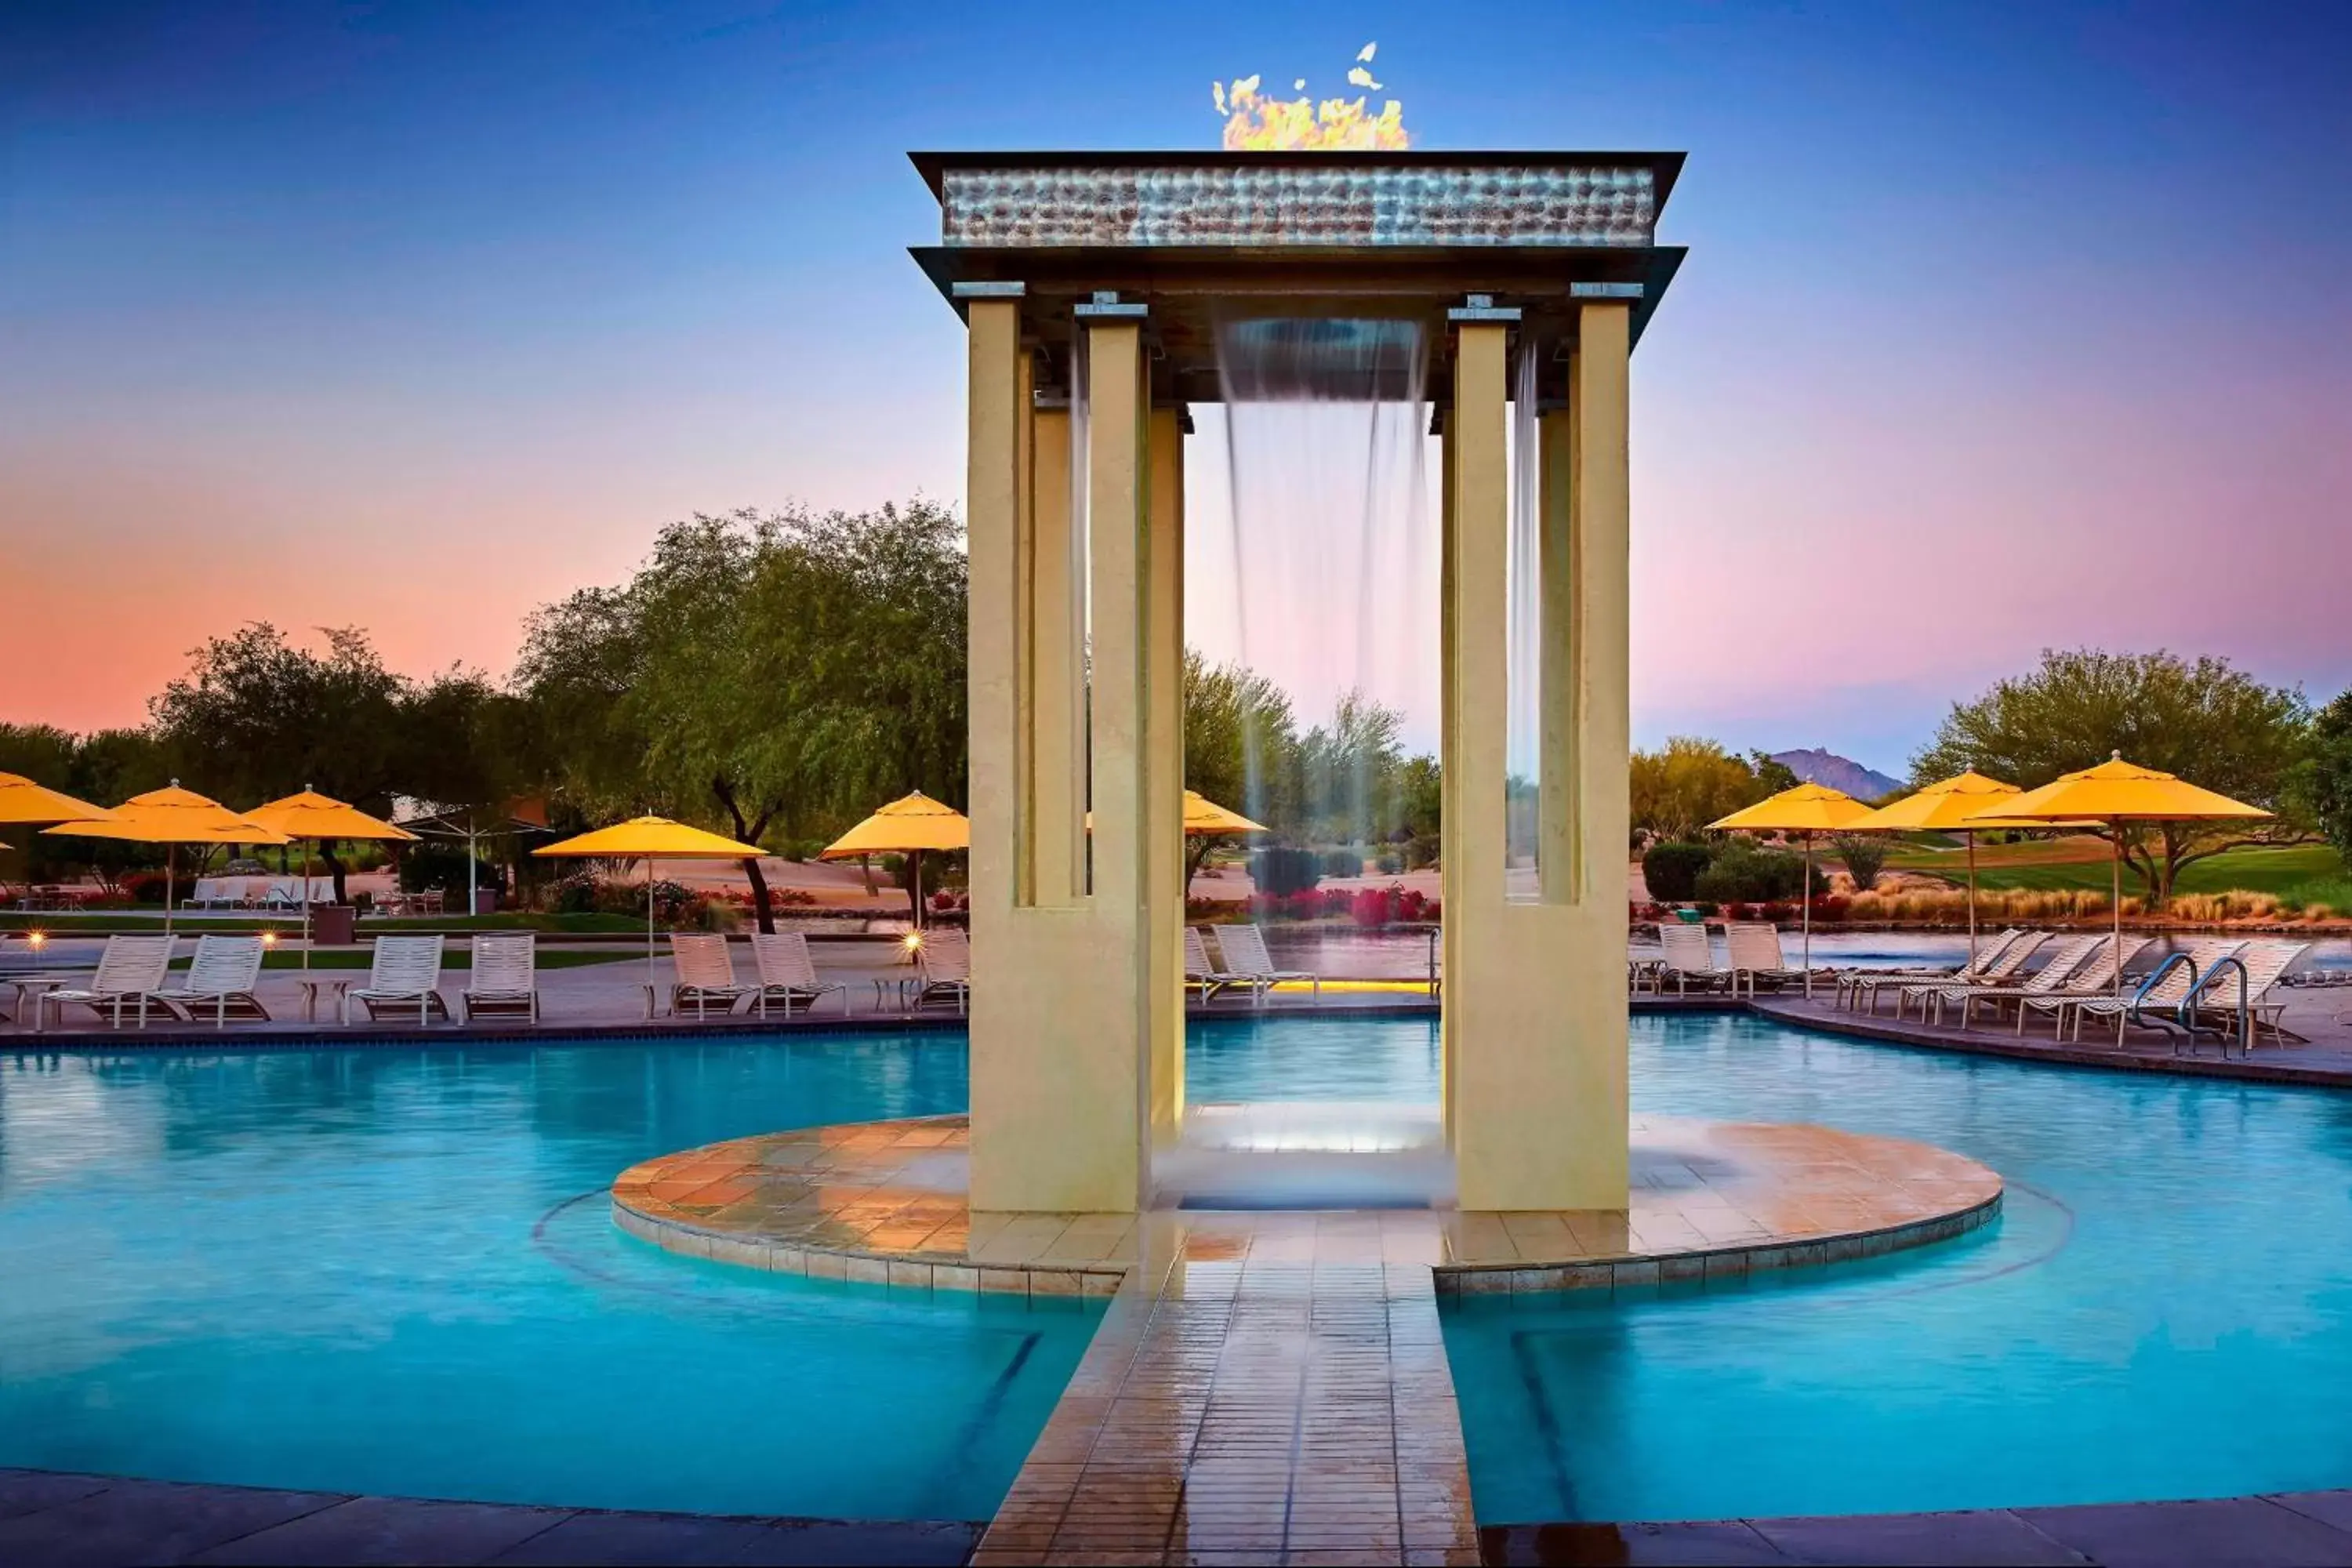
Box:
[975, 1257, 1476, 1566]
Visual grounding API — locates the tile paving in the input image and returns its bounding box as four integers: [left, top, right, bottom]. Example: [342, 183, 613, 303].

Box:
[611, 1112, 2002, 1296]
[26, 1465, 2352, 1567]
[0, 1471, 982, 1568]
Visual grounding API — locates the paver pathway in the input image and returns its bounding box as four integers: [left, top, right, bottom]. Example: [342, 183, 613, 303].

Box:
[974, 1252, 1479, 1566]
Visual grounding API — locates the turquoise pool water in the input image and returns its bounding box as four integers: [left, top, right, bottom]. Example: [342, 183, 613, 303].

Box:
[1446, 1012, 2352, 1522]
[0, 1036, 1096, 1521]
[10, 1014, 2352, 1526]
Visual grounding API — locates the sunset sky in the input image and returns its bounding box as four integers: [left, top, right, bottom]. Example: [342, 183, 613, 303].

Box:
[5, 1, 2347, 776]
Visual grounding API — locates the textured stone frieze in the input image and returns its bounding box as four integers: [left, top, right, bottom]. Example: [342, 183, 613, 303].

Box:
[941, 163, 1657, 248]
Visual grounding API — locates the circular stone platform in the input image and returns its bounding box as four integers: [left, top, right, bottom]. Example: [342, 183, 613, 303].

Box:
[610, 1112, 2001, 1296]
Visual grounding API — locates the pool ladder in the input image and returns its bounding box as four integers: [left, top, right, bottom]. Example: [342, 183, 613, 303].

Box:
[2126, 953, 2252, 1058]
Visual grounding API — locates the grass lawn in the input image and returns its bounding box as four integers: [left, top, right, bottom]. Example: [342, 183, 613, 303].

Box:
[1883, 837, 2348, 897]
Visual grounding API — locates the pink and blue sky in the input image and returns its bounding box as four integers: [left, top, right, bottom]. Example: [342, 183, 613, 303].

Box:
[3, 1, 2347, 775]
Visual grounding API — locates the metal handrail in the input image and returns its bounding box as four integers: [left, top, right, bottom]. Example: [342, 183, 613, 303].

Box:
[2180, 953, 2252, 1057]
[2126, 951, 2198, 1025]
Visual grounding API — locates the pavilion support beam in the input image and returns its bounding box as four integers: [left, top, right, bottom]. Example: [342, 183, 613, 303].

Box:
[1443, 306, 1631, 1211]
[1438, 419, 1459, 1149]
[1145, 406, 1186, 1150]
[969, 302, 1163, 1214]
[1025, 406, 1080, 907]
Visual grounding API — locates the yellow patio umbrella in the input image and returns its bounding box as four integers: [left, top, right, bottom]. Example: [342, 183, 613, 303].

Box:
[533, 815, 768, 996]
[1183, 789, 1267, 836]
[0, 773, 114, 827]
[0, 774, 114, 909]
[1846, 771, 2087, 964]
[820, 791, 970, 927]
[1709, 782, 1875, 997]
[244, 789, 420, 971]
[1178, 789, 1267, 895]
[42, 783, 290, 935]
[1965, 753, 2271, 994]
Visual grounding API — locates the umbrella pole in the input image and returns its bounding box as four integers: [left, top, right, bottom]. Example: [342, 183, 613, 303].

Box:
[1966, 832, 1978, 965]
[2111, 822, 2124, 996]
[302, 837, 312, 971]
[1802, 833, 1813, 999]
[647, 857, 659, 1010]
[913, 850, 924, 931]
[165, 842, 175, 938]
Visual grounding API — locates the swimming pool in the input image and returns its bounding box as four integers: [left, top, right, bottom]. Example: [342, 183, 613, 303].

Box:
[8, 1014, 2352, 1527]
[0, 1036, 1095, 1521]
[1446, 1011, 2352, 1523]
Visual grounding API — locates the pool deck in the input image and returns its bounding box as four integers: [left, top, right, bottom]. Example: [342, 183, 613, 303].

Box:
[613, 1112, 1998, 1566]
[24, 1472, 2352, 1568]
[0, 1468, 982, 1566]
[1756, 989, 2352, 1088]
[10, 943, 2349, 1098]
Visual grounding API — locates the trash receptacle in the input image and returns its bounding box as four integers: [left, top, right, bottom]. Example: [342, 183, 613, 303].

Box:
[311, 904, 357, 947]
[472, 889, 499, 916]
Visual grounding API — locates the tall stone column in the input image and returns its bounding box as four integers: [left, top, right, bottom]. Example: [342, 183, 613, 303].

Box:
[1145, 407, 1187, 1149]
[967, 296, 1178, 1215]
[1443, 302, 1632, 1211]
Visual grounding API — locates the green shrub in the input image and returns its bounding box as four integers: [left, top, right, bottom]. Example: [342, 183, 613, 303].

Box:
[1642, 841, 1715, 902]
[548, 877, 602, 915]
[1250, 846, 1323, 897]
[1319, 848, 1364, 878]
[1833, 834, 1889, 892]
[1693, 840, 1820, 904]
[1376, 851, 1403, 875]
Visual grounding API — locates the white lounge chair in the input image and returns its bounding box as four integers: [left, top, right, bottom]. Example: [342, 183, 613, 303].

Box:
[35, 935, 175, 1030]
[1653, 924, 1732, 996]
[1213, 924, 1317, 1007]
[1836, 928, 2028, 1014]
[2060, 939, 2246, 1047]
[669, 933, 756, 1019]
[902, 928, 973, 1015]
[460, 932, 539, 1023]
[1894, 932, 2051, 1021]
[2185, 938, 2311, 1051]
[749, 932, 842, 1019]
[1185, 927, 1255, 1005]
[155, 935, 270, 1027]
[343, 935, 449, 1025]
[1723, 921, 1810, 997]
[2003, 935, 2154, 1036]
[1936, 931, 2101, 1029]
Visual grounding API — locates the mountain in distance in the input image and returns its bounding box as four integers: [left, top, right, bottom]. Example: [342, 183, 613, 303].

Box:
[1770, 748, 1904, 802]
